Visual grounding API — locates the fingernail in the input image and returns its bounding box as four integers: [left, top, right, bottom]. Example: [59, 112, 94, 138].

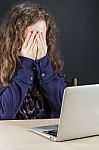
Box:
[38, 32, 41, 34]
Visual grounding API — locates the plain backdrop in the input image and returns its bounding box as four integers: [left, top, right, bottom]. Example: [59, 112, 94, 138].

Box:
[0, 0, 99, 85]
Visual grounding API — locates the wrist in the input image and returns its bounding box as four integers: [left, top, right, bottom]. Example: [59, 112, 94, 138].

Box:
[18, 56, 37, 70]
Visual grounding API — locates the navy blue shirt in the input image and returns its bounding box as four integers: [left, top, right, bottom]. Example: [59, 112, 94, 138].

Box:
[0, 54, 66, 119]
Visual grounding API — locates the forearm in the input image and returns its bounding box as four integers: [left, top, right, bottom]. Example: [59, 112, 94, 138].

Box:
[0, 56, 35, 119]
[41, 75, 66, 118]
[35, 54, 66, 117]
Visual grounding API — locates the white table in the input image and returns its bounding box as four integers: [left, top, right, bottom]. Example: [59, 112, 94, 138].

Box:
[0, 119, 99, 150]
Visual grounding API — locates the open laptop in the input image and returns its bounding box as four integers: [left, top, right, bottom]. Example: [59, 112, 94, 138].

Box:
[30, 84, 99, 141]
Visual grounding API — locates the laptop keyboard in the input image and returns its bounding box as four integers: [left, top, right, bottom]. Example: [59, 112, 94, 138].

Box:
[43, 129, 58, 137]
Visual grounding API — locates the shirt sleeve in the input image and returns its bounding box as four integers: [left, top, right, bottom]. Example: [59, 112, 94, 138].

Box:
[34, 54, 66, 118]
[0, 56, 35, 119]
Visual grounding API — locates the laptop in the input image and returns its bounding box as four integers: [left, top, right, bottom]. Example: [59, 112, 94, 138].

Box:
[30, 84, 99, 141]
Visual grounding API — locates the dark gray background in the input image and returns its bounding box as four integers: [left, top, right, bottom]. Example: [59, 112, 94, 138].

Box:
[0, 0, 99, 85]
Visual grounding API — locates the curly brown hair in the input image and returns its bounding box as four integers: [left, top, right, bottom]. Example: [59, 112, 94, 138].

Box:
[0, 1, 64, 87]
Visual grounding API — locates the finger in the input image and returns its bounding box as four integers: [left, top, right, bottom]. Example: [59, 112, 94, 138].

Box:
[41, 32, 47, 45]
[29, 37, 37, 51]
[39, 33, 47, 53]
[22, 32, 32, 48]
[35, 46, 38, 60]
[35, 40, 39, 60]
[36, 36, 42, 50]
[39, 33, 45, 49]
[36, 33, 46, 53]
[29, 40, 38, 60]
[32, 39, 38, 60]
[27, 31, 37, 49]
[36, 47, 42, 60]
[36, 38, 45, 59]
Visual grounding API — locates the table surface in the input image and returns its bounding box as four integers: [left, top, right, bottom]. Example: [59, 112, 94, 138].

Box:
[0, 119, 99, 150]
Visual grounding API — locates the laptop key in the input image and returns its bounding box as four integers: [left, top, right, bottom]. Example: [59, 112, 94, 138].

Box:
[43, 129, 58, 137]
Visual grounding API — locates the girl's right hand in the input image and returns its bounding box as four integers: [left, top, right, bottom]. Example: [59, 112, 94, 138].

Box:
[19, 31, 38, 60]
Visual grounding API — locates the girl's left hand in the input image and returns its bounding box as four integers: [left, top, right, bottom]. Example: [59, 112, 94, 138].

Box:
[35, 32, 47, 60]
